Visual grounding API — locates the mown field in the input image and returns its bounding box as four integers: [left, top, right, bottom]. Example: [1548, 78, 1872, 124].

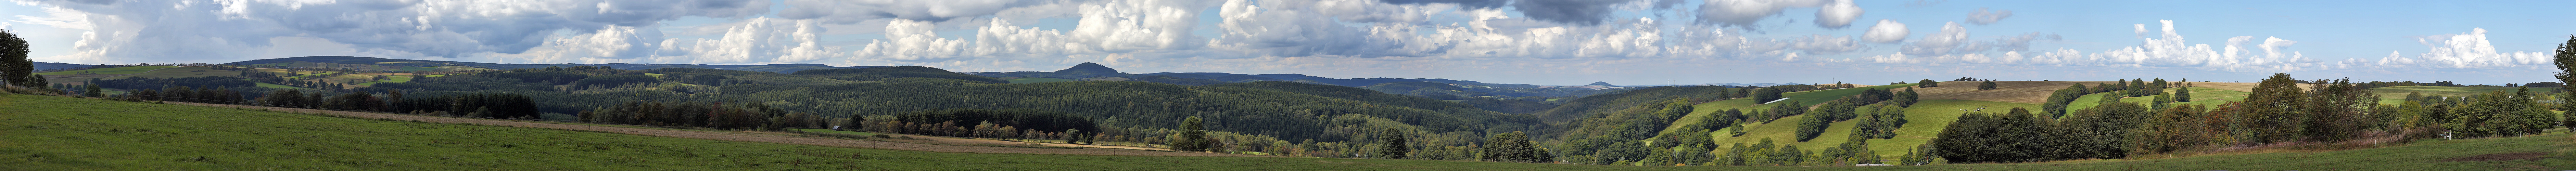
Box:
[3, 90, 2566, 170]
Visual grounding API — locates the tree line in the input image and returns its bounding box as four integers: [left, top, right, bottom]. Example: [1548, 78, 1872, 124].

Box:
[1931, 73, 2567, 163]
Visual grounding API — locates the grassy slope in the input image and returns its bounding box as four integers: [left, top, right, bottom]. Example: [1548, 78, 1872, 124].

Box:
[34, 66, 182, 76]
[5, 91, 2566, 170]
[2067, 87, 2248, 112]
[1906, 132, 2574, 171]
[2370, 86, 2521, 97]
[1661, 83, 2048, 157]
[1692, 100, 2035, 158]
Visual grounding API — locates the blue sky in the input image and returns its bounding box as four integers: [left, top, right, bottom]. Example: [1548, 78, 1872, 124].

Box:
[4, 0, 2569, 86]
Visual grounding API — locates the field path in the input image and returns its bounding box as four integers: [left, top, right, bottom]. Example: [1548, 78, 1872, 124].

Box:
[167, 102, 1269, 157]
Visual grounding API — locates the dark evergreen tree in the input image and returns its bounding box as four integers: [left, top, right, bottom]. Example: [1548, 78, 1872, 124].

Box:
[2173, 85, 2194, 102]
[1752, 88, 1784, 103]
[1172, 116, 1211, 152]
[1917, 79, 1939, 88]
[1376, 128, 1410, 159]
[2552, 35, 2576, 130]
[82, 84, 102, 97]
[1976, 81, 1999, 90]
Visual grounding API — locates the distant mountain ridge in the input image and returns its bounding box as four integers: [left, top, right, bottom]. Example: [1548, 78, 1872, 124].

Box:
[224, 56, 882, 73]
[32, 62, 91, 71]
[1623, 82, 1808, 87]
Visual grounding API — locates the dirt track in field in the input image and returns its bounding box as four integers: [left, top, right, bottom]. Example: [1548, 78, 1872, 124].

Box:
[170, 102, 1264, 157]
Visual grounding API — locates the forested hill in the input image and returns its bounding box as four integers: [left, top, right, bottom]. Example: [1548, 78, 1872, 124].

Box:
[345, 66, 1534, 149]
[225, 56, 881, 73]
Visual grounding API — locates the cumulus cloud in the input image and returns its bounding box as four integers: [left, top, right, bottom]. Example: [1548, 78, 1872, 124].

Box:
[1376, 0, 1509, 9]
[1513, 0, 1638, 25]
[1864, 19, 2325, 74]
[776, 0, 1056, 24]
[1791, 34, 1862, 54]
[2086, 20, 2306, 72]
[13, 0, 772, 64]
[1862, 19, 1908, 43]
[1695, 0, 1853, 29]
[653, 17, 843, 64]
[1965, 8, 2011, 25]
[2373, 28, 2552, 69]
[1900, 22, 1970, 56]
[1814, 0, 1863, 29]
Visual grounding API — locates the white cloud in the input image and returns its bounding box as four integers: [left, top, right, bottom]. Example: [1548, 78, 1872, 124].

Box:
[854, 19, 973, 61]
[2373, 28, 2552, 69]
[1965, 8, 2011, 25]
[776, 0, 1056, 24]
[1814, 0, 1861, 29]
[652, 17, 843, 64]
[1693, 0, 1837, 29]
[2085, 20, 2304, 72]
[1862, 19, 1907, 43]
[1900, 22, 1969, 56]
[1791, 34, 1861, 54]
[13, 0, 773, 64]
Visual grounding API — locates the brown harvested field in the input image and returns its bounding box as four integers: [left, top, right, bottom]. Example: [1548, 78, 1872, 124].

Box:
[1912, 81, 2305, 104]
[166, 101, 1261, 157]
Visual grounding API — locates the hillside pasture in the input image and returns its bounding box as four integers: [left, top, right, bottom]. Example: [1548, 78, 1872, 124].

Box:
[1690, 100, 2038, 159]
[2369, 86, 2522, 98]
[1914, 81, 2121, 103]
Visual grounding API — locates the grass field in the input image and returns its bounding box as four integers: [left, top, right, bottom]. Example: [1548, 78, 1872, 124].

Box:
[2369, 86, 2523, 98]
[1656, 83, 2043, 159]
[2066, 87, 2249, 112]
[1007, 78, 1077, 83]
[1685, 100, 2036, 159]
[790, 129, 881, 137]
[3, 92, 2567, 170]
[253, 82, 312, 90]
[34, 66, 182, 76]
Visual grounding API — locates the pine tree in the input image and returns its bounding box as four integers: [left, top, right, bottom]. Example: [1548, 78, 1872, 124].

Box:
[1375, 128, 1409, 159]
[2553, 35, 2576, 131]
[82, 84, 102, 97]
[2173, 85, 2194, 102]
[1172, 116, 1210, 152]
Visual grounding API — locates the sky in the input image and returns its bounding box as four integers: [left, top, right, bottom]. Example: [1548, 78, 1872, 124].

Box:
[3, 0, 2570, 86]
